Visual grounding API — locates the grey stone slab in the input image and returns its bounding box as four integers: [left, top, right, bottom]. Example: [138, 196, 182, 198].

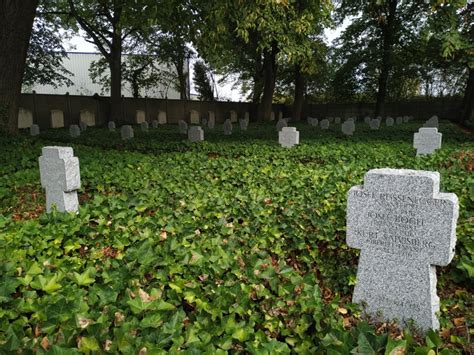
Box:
[39, 146, 81, 213]
[335, 117, 341, 124]
[320, 119, 329, 130]
[80, 109, 95, 127]
[108, 121, 116, 131]
[158, 111, 167, 124]
[179, 120, 188, 134]
[188, 126, 204, 142]
[386, 117, 394, 126]
[30, 124, 40, 136]
[276, 118, 287, 132]
[307, 117, 318, 126]
[190, 110, 200, 124]
[121, 125, 134, 140]
[342, 120, 355, 136]
[79, 121, 88, 132]
[151, 120, 159, 128]
[369, 119, 381, 130]
[424, 116, 439, 128]
[396, 117, 403, 125]
[239, 118, 249, 131]
[279, 127, 299, 148]
[229, 110, 238, 123]
[347, 168, 458, 332]
[414, 128, 442, 156]
[69, 125, 81, 138]
[141, 121, 149, 131]
[223, 119, 232, 135]
[364, 116, 372, 124]
[136, 110, 146, 124]
[18, 108, 33, 128]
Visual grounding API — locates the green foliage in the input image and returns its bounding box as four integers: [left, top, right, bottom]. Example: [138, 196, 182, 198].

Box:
[193, 61, 214, 101]
[0, 121, 472, 352]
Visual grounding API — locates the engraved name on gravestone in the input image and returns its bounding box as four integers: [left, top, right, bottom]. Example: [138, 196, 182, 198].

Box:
[414, 128, 442, 156]
[347, 168, 458, 331]
[39, 146, 81, 213]
[279, 127, 299, 148]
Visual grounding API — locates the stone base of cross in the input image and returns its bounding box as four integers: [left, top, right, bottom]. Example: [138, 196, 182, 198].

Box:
[347, 168, 458, 332]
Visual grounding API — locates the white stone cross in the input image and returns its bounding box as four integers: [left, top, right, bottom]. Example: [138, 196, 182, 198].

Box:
[413, 128, 442, 156]
[347, 168, 458, 332]
[39, 146, 81, 213]
[279, 127, 299, 148]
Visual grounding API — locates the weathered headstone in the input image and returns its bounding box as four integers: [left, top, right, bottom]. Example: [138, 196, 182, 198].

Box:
[140, 121, 149, 131]
[51, 109, 64, 128]
[347, 168, 458, 332]
[18, 108, 33, 129]
[69, 125, 81, 138]
[244, 112, 250, 121]
[190, 110, 200, 124]
[364, 116, 371, 124]
[39, 146, 81, 213]
[136, 110, 146, 124]
[320, 119, 329, 130]
[179, 120, 188, 134]
[229, 110, 238, 123]
[80, 109, 95, 127]
[386, 117, 394, 126]
[30, 124, 40, 136]
[121, 125, 134, 140]
[208, 113, 215, 129]
[151, 120, 159, 128]
[79, 121, 88, 132]
[279, 127, 299, 148]
[188, 126, 204, 142]
[158, 111, 167, 124]
[239, 118, 249, 131]
[404, 116, 411, 123]
[276, 118, 287, 132]
[201, 118, 208, 128]
[396, 116, 403, 125]
[223, 119, 232, 135]
[108, 121, 116, 131]
[413, 128, 442, 156]
[369, 119, 381, 130]
[308, 117, 318, 126]
[335, 117, 341, 124]
[327, 116, 334, 123]
[342, 120, 355, 136]
[424, 116, 439, 128]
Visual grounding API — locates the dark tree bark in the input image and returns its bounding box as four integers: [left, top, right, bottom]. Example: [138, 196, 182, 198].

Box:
[109, 31, 122, 121]
[259, 43, 278, 121]
[293, 64, 305, 121]
[460, 67, 474, 125]
[175, 57, 188, 100]
[251, 49, 264, 104]
[375, 0, 398, 117]
[0, 0, 38, 134]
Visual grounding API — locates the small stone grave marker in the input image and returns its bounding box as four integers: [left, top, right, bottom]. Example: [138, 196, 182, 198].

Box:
[79, 121, 88, 132]
[30, 124, 40, 136]
[208, 112, 215, 129]
[308, 117, 318, 126]
[279, 127, 299, 148]
[188, 126, 204, 142]
[158, 111, 167, 124]
[151, 120, 159, 128]
[229, 110, 238, 123]
[239, 118, 248, 131]
[396, 116, 403, 125]
[320, 119, 329, 130]
[335, 117, 341, 124]
[413, 128, 442, 156]
[39, 146, 81, 213]
[51, 109, 64, 128]
[80, 109, 95, 127]
[276, 118, 287, 131]
[223, 119, 233, 135]
[190, 110, 200, 124]
[121, 125, 134, 140]
[424, 116, 438, 128]
[364, 116, 371, 124]
[18, 108, 33, 129]
[369, 119, 381, 130]
[69, 125, 81, 138]
[136, 110, 146, 124]
[347, 168, 458, 331]
[179, 120, 188, 134]
[342, 120, 355, 136]
[108, 121, 116, 131]
[386, 117, 394, 126]
[270, 112, 275, 121]
[141, 121, 149, 131]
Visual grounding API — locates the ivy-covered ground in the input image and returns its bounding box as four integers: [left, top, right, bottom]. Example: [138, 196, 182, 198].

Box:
[0, 120, 473, 354]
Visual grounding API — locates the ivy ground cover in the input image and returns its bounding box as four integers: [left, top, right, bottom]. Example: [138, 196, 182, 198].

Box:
[0, 120, 473, 353]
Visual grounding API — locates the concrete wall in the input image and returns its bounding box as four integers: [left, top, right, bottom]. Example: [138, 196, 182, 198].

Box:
[19, 93, 462, 129]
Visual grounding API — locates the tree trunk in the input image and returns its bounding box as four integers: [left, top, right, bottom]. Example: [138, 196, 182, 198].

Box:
[0, 0, 38, 134]
[109, 33, 122, 124]
[259, 44, 278, 121]
[460, 67, 474, 126]
[252, 50, 264, 104]
[375, 0, 397, 117]
[175, 53, 188, 100]
[293, 64, 305, 121]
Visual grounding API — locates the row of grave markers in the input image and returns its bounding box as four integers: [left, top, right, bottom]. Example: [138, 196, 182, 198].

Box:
[38, 145, 459, 334]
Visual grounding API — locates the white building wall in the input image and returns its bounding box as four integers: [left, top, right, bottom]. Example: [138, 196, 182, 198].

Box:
[24, 52, 187, 99]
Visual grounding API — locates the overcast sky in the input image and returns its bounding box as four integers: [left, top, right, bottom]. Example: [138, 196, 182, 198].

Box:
[64, 26, 345, 101]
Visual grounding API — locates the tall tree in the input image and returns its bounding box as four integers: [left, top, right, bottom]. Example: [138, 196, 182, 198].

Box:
[193, 60, 214, 101]
[0, 0, 39, 134]
[66, 0, 154, 123]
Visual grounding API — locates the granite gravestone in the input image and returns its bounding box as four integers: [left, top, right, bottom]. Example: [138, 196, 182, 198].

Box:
[188, 126, 204, 142]
[39, 146, 81, 213]
[179, 120, 188, 134]
[223, 119, 233, 135]
[18, 108, 33, 129]
[413, 128, 442, 156]
[158, 111, 167, 124]
[335, 117, 341, 124]
[121, 125, 134, 140]
[79, 121, 88, 132]
[51, 109, 64, 128]
[279, 127, 299, 148]
[320, 119, 329, 130]
[141, 121, 149, 131]
[30, 124, 40, 136]
[69, 125, 81, 138]
[201, 118, 208, 128]
[396, 117, 403, 125]
[386, 117, 394, 126]
[80, 109, 95, 127]
[108, 121, 116, 131]
[424, 116, 439, 128]
[342, 120, 355, 136]
[136, 110, 146, 124]
[190, 110, 200, 124]
[151, 120, 159, 128]
[239, 118, 249, 131]
[276, 118, 287, 132]
[369, 119, 381, 130]
[229, 110, 238, 123]
[308, 117, 318, 126]
[364, 116, 371, 124]
[347, 168, 458, 332]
